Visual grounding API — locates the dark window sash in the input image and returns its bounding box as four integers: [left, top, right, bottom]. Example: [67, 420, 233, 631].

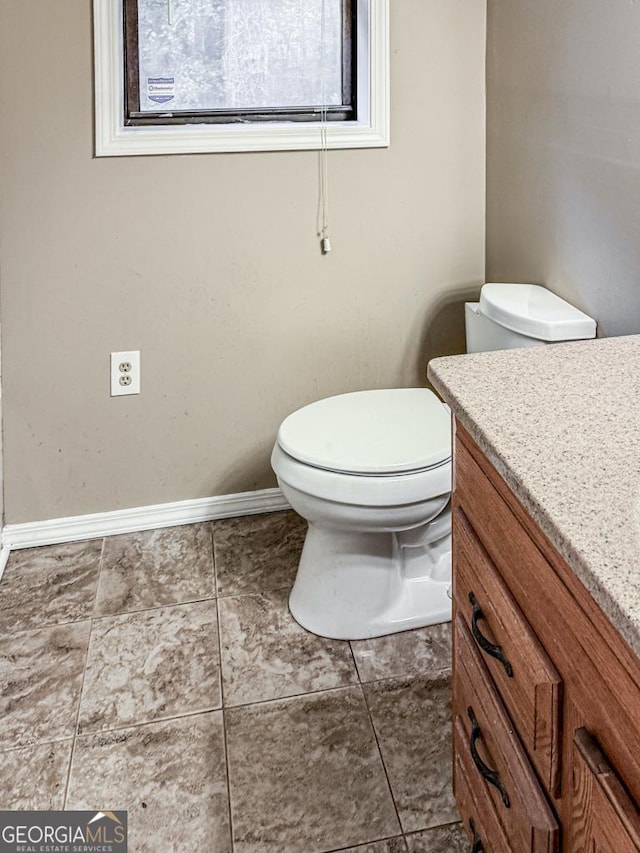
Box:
[125, 106, 354, 127]
[123, 0, 140, 123]
[123, 0, 356, 127]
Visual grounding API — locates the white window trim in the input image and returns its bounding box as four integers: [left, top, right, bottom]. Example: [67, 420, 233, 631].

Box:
[93, 0, 389, 157]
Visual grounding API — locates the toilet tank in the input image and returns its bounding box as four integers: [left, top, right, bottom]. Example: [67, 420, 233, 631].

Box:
[465, 283, 597, 354]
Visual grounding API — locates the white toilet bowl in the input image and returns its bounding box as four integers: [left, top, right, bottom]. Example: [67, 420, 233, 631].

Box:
[271, 388, 452, 640]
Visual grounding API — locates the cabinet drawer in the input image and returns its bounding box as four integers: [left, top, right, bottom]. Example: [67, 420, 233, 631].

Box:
[454, 615, 560, 852]
[571, 728, 640, 851]
[454, 507, 562, 795]
[454, 717, 511, 853]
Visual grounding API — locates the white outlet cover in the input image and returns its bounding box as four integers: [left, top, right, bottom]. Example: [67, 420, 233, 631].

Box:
[111, 350, 140, 396]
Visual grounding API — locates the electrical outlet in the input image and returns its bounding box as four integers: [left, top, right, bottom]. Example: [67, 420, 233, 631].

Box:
[111, 351, 140, 396]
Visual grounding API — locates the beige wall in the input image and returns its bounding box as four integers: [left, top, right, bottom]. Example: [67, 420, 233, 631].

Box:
[487, 1, 640, 336]
[0, 0, 486, 524]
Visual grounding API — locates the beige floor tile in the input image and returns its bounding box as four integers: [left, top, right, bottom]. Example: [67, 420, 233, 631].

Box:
[214, 510, 306, 596]
[78, 600, 221, 733]
[0, 540, 102, 633]
[351, 622, 452, 683]
[405, 822, 468, 852]
[226, 687, 400, 853]
[0, 740, 73, 809]
[218, 588, 357, 706]
[335, 839, 408, 853]
[0, 622, 90, 749]
[66, 712, 230, 853]
[94, 523, 214, 616]
[364, 674, 458, 834]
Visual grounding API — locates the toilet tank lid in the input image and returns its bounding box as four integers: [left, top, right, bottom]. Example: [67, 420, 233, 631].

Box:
[277, 388, 451, 475]
[479, 283, 597, 341]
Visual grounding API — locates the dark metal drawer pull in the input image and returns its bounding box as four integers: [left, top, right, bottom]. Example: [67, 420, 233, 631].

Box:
[469, 818, 483, 853]
[468, 706, 511, 808]
[468, 591, 514, 678]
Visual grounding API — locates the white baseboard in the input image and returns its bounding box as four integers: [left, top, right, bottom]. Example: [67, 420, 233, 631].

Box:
[1, 487, 290, 552]
[0, 546, 11, 581]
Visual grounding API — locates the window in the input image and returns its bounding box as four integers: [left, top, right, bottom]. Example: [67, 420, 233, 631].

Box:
[94, 0, 389, 156]
[125, 0, 355, 125]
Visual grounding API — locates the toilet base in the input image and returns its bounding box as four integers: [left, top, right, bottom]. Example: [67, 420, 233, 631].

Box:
[288, 521, 452, 640]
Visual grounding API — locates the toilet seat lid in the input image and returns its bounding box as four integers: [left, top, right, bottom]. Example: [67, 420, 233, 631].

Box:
[277, 388, 451, 475]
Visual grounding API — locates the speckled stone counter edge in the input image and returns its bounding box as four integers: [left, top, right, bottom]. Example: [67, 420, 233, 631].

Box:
[427, 343, 640, 660]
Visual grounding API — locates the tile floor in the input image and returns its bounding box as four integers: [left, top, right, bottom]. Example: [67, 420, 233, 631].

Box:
[0, 510, 466, 852]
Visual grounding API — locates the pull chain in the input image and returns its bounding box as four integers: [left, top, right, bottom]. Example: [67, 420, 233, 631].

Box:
[319, 0, 331, 254]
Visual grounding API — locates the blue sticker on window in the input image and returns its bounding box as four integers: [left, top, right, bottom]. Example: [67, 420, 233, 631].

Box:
[147, 76, 175, 104]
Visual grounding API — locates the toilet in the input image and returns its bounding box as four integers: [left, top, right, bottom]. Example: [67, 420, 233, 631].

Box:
[271, 283, 597, 640]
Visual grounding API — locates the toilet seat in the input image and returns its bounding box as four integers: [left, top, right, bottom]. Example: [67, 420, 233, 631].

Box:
[272, 443, 452, 506]
[274, 388, 452, 506]
[277, 388, 451, 475]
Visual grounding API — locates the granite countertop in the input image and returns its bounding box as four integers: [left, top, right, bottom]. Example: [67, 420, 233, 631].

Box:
[428, 335, 640, 659]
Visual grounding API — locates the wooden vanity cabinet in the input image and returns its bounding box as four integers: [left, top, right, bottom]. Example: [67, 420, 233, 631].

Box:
[452, 423, 640, 852]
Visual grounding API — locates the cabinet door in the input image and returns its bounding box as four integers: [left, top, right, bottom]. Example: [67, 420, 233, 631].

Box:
[571, 728, 640, 851]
